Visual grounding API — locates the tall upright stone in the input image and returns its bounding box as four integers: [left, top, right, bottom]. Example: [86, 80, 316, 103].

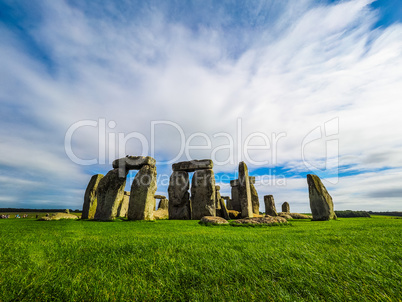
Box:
[117, 191, 130, 217]
[94, 169, 127, 220]
[222, 196, 231, 210]
[282, 202, 290, 213]
[230, 182, 241, 212]
[128, 165, 157, 220]
[250, 182, 260, 215]
[215, 186, 222, 210]
[191, 169, 216, 220]
[307, 174, 337, 221]
[264, 195, 278, 216]
[238, 162, 253, 218]
[168, 171, 191, 220]
[82, 174, 103, 219]
[155, 195, 169, 210]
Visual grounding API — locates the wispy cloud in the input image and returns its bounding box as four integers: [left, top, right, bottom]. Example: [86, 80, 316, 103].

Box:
[0, 0, 401, 211]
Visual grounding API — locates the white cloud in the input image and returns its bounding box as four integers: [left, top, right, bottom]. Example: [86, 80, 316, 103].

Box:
[0, 0, 401, 210]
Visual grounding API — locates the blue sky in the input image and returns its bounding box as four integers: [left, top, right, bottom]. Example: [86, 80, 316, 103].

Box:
[0, 0, 401, 212]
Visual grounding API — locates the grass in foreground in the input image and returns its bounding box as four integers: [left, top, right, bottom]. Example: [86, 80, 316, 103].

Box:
[0, 217, 401, 301]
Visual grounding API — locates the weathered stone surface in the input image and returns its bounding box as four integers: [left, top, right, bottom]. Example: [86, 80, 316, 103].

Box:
[217, 198, 230, 220]
[282, 202, 290, 213]
[228, 210, 241, 219]
[38, 213, 79, 221]
[82, 174, 104, 219]
[289, 213, 311, 219]
[168, 171, 191, 220]
[222, 196, 231, 209]
[230, 186, 241, 212]
[127, 165, 157, 220]
[191, 169, 216, 220]
[230, 176, 255, 187]
[238, 162, 253, 218]
[172, 159, 213, 172]
[250, 183, 260, 215]
[94, 169, 127, 220]
[112, 156, 156, 171]
[199, 216, 228, 225]
[154, 195, 166, 199]
[153, 209, 169, 220]
[117, 191, 130, 217]
[278, 212, 293, 220]
[215, 186, 222, 210]
[231, 216, 287, 225]
[157, 198, 169, 210]
[264, 195, 278, 217]
[307, 174, 337, 221]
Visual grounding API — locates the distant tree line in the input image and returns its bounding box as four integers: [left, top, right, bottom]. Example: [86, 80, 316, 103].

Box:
[335, 210, 371, 218]
[367, 211, 402, 217]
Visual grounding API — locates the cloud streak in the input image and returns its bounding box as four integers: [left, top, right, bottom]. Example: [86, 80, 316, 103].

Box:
[0, 0, 401, 211]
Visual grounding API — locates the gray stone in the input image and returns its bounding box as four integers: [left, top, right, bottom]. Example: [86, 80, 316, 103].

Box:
[307, 174, 337, 221]
[117, 191, 130, 217]
[127, 165, 157, 220]
[82, 174, 104, 219]
[172, 159, 213, 172]
[230, 176, 255, 187]
[112, 156, 156, 171]
[191, 169, 216, 220]
[282, 202, 290, 213]
[168, 171, 191, 220]
[199, 216, 229, 225]
[94, 169, 127, 220]
[154, 195, 166, 199]
[218, 198, 230, 220]
[231, 216, 287, 225]
[264, 195, 278, 216]
[157, 198, 169, 210]
[215, 186, 222, 210]
[230, 186, 241, 212]
[250, 183, 260, 215]
[238, 162, 253, 218]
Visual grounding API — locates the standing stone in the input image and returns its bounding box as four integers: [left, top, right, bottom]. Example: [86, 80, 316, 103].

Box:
[238, 162, 253, 218]
[282, 202, 290, 213]
[264, 195, 278, 216]
[117, 191, 130, 217]
[250, 183, 260, 215]
[218, 198, 230, 220]
[168, 171, 191, 220]
[230, 184, 241, 212]
[94, 169, 127, 220]
[215, 186, 222, 210]
[82, 174, 104, 219]
[191, 169, 216, 220]
[307, 174, 337, 221]
[157, 197, 169, 210]
[127, 165, 157, 220]
[222, 196, 231, 209]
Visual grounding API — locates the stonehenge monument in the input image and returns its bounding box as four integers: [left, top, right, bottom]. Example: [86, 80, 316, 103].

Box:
[307, 174, 337, 221]
[82, 156, 336, 223]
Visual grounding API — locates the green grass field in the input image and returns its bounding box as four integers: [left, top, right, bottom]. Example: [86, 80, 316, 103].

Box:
[0, 217, 401, 301]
